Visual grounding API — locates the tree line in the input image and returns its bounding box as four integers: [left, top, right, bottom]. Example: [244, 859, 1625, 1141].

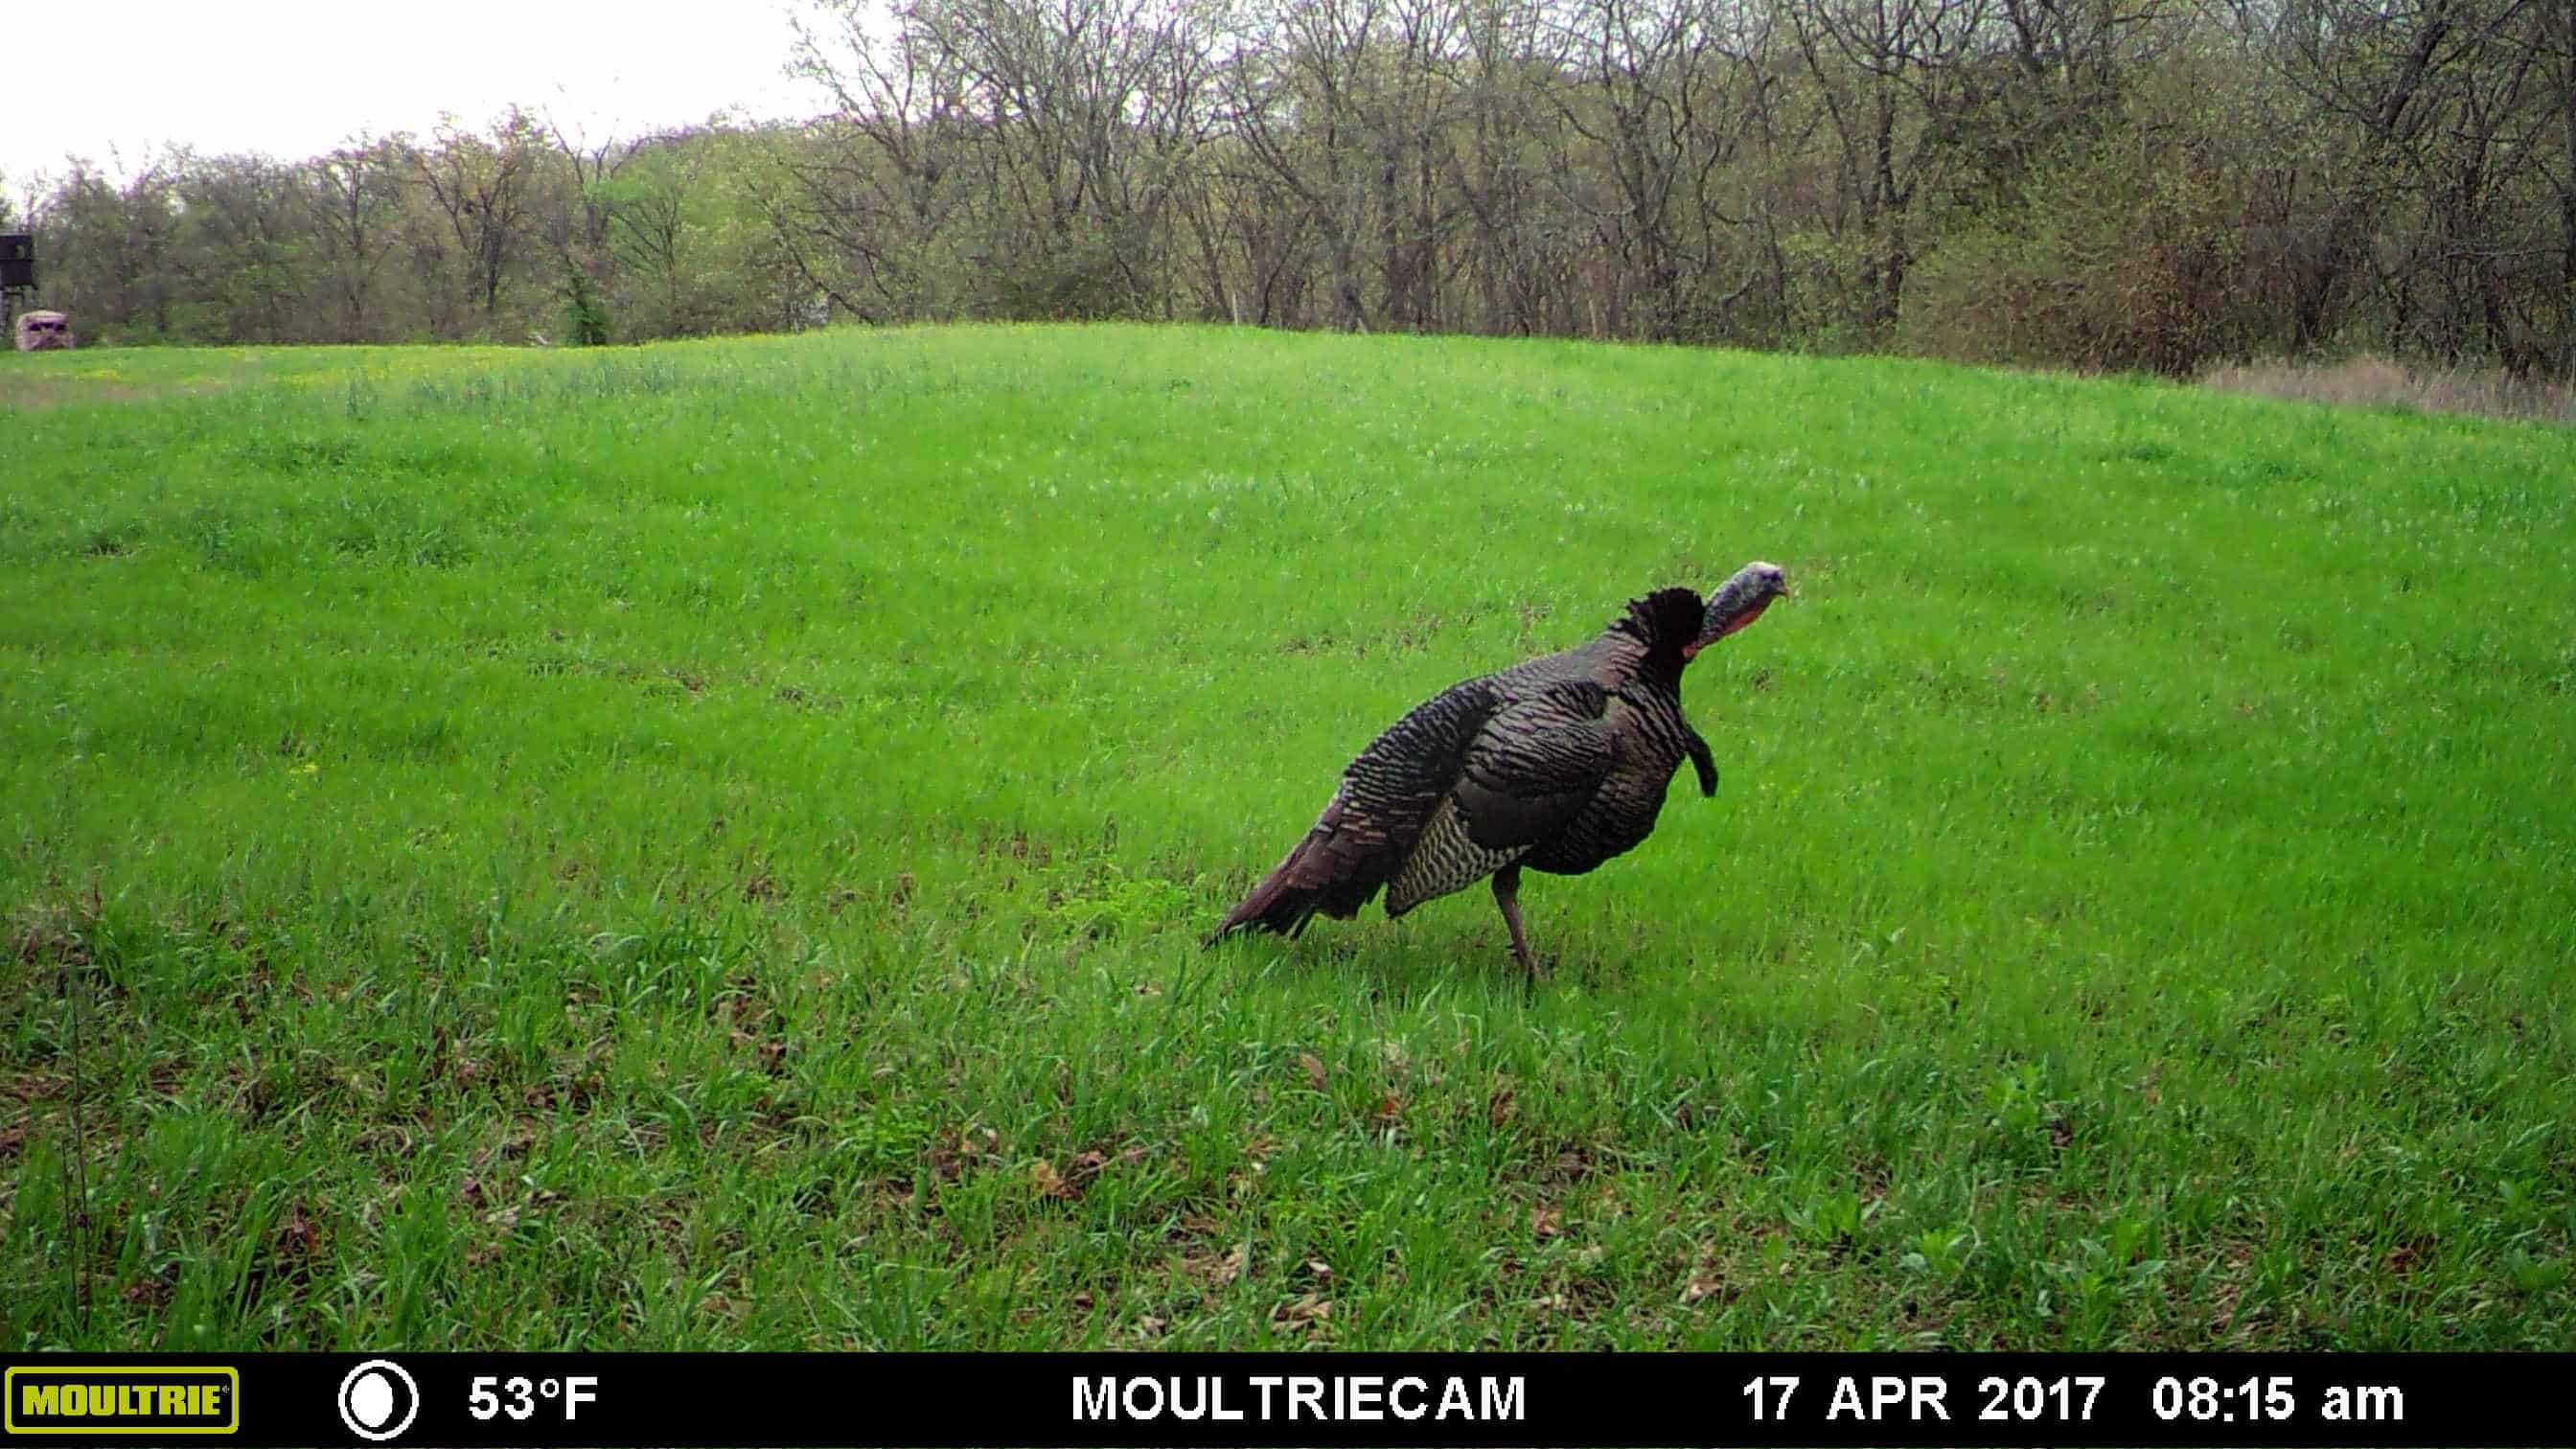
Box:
[6, 114, 815, 348]
[8, 0, 2571, 379]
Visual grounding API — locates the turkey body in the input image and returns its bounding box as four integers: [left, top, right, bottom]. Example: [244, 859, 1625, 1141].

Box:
[1209, 565, 1784, 974]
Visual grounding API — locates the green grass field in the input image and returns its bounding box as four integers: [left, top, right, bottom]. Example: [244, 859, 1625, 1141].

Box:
[2, 324, 2570, 1351]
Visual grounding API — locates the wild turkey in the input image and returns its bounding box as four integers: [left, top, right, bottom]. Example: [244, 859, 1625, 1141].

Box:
[1208, 562, 1786, 976]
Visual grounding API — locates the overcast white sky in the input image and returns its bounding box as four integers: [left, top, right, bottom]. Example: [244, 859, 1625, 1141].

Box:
[5, 0, 830, 186]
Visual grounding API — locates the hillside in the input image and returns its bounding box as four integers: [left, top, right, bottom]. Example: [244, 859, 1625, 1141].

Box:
[2, 325, 2569, 1348]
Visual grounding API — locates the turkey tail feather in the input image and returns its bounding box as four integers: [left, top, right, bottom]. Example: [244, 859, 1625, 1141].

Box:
[1206, 795, 1386, 946]
[1207, 845, 1325, 943]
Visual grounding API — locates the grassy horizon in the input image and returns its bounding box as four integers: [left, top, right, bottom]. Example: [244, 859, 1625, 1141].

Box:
[2, 323, 2570, 1350]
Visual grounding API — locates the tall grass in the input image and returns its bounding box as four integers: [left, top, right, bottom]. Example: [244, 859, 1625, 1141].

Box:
[2203, 354, 2576, 426]
[1, 325, 2570, 1350]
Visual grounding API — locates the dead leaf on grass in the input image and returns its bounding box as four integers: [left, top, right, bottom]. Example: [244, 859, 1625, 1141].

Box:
[1032, 1160, 1076, 1200]
[1272, 1293, 1333, 1332]
[1186, 1243, 1247, 1286]
[1682, 1262, 1726, 1304]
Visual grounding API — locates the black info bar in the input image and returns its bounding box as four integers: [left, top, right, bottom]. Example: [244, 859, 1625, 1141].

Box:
[0, 1353, 2563, 1447]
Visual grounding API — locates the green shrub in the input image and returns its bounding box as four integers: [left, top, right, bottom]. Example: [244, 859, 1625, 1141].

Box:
[563, 263, 612, 346]
[1902, 138, 2247, 378]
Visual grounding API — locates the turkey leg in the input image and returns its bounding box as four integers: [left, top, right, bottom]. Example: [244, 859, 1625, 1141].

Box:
[1491, 865, 1541, 978]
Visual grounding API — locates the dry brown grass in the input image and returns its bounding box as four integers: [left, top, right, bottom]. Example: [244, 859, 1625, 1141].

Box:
[2201, 354, 2575, 426]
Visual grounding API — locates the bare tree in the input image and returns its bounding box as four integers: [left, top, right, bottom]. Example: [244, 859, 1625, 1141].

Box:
[1224, 0, 1447, 331]
[1541, 0, 1771, 337]
[310, 137, 408, 342]
[1449, 0, 1571, 334]
[2226, 0, 2530, 350]
[784, 0, 982, 317]
[35, 153, 184, 338]
[544, 111, 655, 289]
[417, 109, 546, 326]
[1787, 0, 1988, 332]
[174, 154, 315, 343]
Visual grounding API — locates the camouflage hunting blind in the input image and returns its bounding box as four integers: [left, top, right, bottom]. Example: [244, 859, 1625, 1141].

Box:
[15, 310, 72, 351]
[2, 233, 71, 350]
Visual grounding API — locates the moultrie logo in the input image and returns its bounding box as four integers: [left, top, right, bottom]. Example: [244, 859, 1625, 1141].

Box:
[5, 1367, 241, 1435]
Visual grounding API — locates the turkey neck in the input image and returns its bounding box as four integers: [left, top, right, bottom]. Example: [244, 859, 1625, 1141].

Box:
[1576, 619, 1690, 697]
